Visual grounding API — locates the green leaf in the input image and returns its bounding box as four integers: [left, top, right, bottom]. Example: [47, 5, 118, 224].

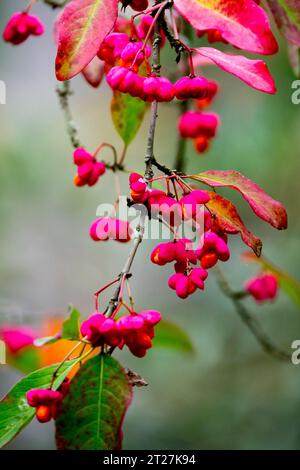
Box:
[111, 91, 147, 146]
[62, 305, 81, 341]
[0, 359, 79, 449]
[242, 252, 300, 309]
[34, 305, 81, 348]
[153, 320, 195, 354]
[55, 354, 132, 450]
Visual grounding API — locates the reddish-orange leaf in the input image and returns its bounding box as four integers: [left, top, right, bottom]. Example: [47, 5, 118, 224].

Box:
[190, 170, 288, 230]
[207, 192, 262, 256]
[55, 0, 118, 81]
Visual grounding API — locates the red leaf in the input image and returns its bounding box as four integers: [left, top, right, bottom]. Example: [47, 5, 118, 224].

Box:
[55, 0, 118, 81]
[194, 47, 276, 94]
[174, 0, 278, 55]
[189, 170, 288, 230]
[81, 56, 105, 88]
[207, 192, 262, 256]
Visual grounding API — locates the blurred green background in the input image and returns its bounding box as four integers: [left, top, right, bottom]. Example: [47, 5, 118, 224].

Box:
[1, 1, 300, 450]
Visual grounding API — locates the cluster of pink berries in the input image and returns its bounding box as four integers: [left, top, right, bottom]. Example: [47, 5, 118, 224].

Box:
[81, 310, 161, 358]
[99, 22, 218, 103]
[130, 172, 211, 226]
[151, 233, 230, 299]
[178, 111, 219, 154]
[245, 273, 278, 303]
[177, 78, 220, 154]
[90, 217, 133, 243]
[73, 148, 106, 187]
[107, 69, 218, 104]
[2, 12, 44, 45]
[128, 172, 231, 299]
[98, 33, 152, 68]
[27, 379, 70, 423]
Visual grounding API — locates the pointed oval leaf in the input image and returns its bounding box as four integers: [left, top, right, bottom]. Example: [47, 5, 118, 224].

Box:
[207, 192, 262, 256]
[62, 305, 81, 341]
[189, 170, 288, 230]
[153, 319, 195, 354]
[0, 359, 79, 449]
[111, 91, 148, 146]
[55, 355, 132, 450]
[174, 0, 278, 55]
[242, 252, 300, 309]
[56, 0, 118, 81]
[194, 47, 276, 94]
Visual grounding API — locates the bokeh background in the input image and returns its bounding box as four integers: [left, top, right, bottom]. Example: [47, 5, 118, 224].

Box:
[1, 1, 300, 450]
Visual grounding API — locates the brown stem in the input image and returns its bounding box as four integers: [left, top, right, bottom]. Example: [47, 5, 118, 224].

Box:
[215, 267, 291, 362]
[56, 82, 81, 149]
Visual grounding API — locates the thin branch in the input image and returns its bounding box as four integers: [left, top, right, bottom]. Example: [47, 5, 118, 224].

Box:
[104, 6, 164, 318]
[144, 8, 163, 180]
[174, 100, 189, 173]
[56, 81, 81, 149]
[215, 267, 291, 362]
[104, 211, 146, 318]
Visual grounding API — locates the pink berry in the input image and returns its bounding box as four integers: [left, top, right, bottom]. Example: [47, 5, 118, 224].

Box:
[120, 41, 151, 66]
[196, 80, 219, 109]
[197, 231, 230, 269]
[168, 267, 208, 299]
[117, 310, 161, 358]
[129, 173, 149, 203]
[178, 111, 219, 139]
[180, 190, 210, 220]
[81, 313, 122, 347]
[174, 76, 210, 100]
[143, 76, 174, 102]
[3, 12, 44, 45]
[27, 388, 63, 423]
[194, 135, 210, 153]
[245, 274, 278, 303]
[73, 148, 106, 187]
[98, 33, 130, 64]
[89, 218, 133, 243]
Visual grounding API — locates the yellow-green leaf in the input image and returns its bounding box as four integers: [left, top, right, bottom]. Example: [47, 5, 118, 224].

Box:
[111, 91, 147, 146]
